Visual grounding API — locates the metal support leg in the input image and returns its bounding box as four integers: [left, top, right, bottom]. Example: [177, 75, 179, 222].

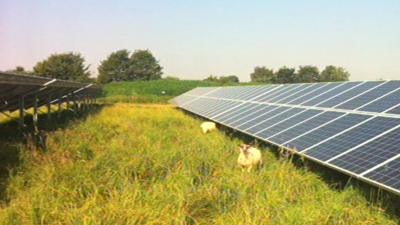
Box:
[33, 94, 39, 136]
[19, 96, 25, 129]
[47, 97, 51, 121]
[57, 101, 62, 118]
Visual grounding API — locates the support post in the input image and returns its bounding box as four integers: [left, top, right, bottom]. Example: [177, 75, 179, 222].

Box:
[33, 94, 39, 136]
[18, 96, 25, 129]
[47, 96, 51, 121]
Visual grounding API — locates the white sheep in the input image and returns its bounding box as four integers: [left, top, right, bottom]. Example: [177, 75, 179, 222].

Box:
[237, 144, 262, 172]
[200, 121, 216, 134]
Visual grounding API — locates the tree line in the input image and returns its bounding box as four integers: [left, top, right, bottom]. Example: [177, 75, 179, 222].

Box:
[250, 65, 350, 83]
[5, 49, 163, 84]
[4, 50, 350, 84]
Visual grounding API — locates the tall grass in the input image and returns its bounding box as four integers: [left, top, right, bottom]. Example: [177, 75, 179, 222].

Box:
[0, 104, 397, 224]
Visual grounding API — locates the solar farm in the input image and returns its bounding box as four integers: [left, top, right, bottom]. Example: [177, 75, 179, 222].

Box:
[1, 74, 400, 224]
[172, 81, 400, 195]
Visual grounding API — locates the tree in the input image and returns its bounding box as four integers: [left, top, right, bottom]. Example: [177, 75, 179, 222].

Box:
[219, 75, 239, 83]
[296, 65, 320, 83]
[203, 75, 219, 82]
[6, 66, 32, 75]
[33, 53, 90, 82]
[275, 67, 296, 83]
[97, 49, 130, 84]
[320, 65, 350, 82]
[203, 75, 239, 83]
[127, 50, 163, 81]
[250, 66, 275, 83]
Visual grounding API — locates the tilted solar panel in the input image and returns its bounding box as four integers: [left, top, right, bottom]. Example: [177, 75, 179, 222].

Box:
[171, 80, 400, 195]
[0, 72, 102, 117]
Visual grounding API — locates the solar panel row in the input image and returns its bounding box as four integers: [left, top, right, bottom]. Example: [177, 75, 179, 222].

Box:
[0, 72, 101, 114]
[172, 80, 400, 195]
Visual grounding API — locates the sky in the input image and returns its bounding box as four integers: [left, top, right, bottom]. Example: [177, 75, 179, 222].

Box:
[0, 0, 399, 81]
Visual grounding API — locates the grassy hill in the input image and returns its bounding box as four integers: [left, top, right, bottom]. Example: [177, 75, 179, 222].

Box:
[0, 104, 398, 224]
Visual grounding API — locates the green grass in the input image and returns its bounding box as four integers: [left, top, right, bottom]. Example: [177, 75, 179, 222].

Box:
[102, 79, 223, 103]
[0, 104, 398, 224]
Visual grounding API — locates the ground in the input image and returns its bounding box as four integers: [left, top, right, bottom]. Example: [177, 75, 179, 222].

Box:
[0, 103, 398, 224]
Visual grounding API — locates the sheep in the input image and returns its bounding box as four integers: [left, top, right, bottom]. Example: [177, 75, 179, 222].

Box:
[237, 144, 262, 172]
[200, 121, 216, 134]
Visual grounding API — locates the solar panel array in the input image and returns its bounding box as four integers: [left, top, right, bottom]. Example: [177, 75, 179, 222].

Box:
[172, 81, 400, 195]
[0, 72, 101, 114]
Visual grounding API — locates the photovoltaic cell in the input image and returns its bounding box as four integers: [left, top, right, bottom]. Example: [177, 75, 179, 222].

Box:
[212, 103, 252, 121]
[222, 104, 265, 125]
[287, 83, 332, 105]
[236, 106, 290, 130]
[302, 82, 362, 106]
[256, 109, 322, 139]
[247, 108, 305, 133]
[318, 81, 382, 108]
[336, 81, 400, 110]
[286, 114, 371, 151]
[330, 127, 400, 174]
[364, 158, 400, 190]
[267, 84, 305, 103]
[358, 89, 400, 113]
[204, 101, 239, 118]
[229, 105, 277, 127]
[269, 111, 342, 145]
[276, 83, 317, 104]
[388, 106, 400, 115]
[305, 117, 400, 161]
[254, 85, 297, 102]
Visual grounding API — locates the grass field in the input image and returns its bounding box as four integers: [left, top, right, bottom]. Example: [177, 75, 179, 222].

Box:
[0, 103, 398, 224]
[102, 79, 223, 103]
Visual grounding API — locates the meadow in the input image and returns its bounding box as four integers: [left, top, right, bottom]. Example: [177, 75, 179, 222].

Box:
[0, 103, 398, 224]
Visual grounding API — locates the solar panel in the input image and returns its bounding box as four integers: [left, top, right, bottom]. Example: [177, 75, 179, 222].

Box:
[172, 80, 400, 195]
[0, 72, 102, 116]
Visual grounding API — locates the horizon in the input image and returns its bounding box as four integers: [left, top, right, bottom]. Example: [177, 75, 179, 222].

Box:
[1, 0, 399, 81]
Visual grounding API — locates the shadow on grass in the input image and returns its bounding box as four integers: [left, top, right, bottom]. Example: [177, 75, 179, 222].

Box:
[180, 109, 400, 219]
[0, 104, 105, 203]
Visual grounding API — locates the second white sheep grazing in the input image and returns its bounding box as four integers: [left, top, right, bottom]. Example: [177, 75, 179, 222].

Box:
[200, 121, 216, 134]
[237, 144, 262, 172]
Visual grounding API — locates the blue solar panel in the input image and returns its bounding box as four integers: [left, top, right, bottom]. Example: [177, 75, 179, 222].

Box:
[203, 100, 239, 117]
[388, 106, 400, 115]
[229, 105, 277, 127]
[247, 108, 305, 133]
[236, 106, 290, 130]
[364, 158, 400, 190]
[265, 84, 306, 103]
[358, 89, 400, 113]
[269, 111, 343, 145]
[335, 81, 400, 110]
[330, 127, 400, 174]
[318, 81, 382, 108]
[222, 104, 265, 124]
[276, 83, 318, 104]
[251, 85, 289, 102]
[286, 114, 371, 151]
[302, 82, 362, 106]
[257, 110, 322, 139]
[288, 83, 334, 105]
[305, 117, 400, 161]
[213, 103, 253, 121]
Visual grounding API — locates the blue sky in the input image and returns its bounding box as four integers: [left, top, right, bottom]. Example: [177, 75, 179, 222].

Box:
[0, 0, 399, 81]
